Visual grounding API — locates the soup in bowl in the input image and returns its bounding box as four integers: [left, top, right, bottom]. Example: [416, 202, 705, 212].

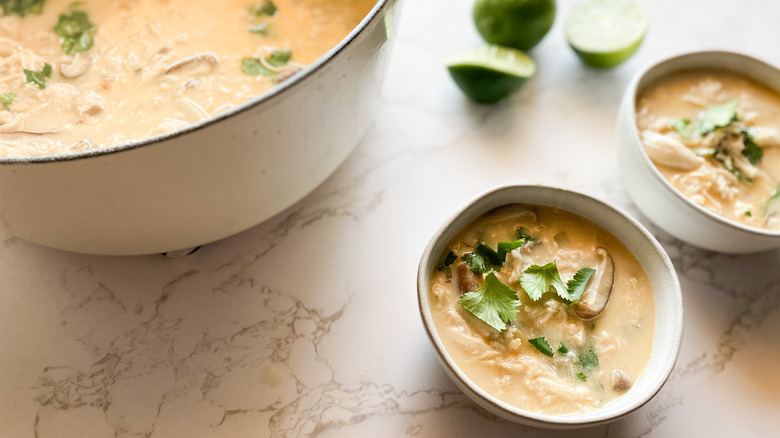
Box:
[417, 185, 683, 428]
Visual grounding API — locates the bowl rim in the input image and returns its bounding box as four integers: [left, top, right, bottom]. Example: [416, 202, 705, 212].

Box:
[0, 0, 392, 165]
[417, 184, 683, 427]
[624, 49, 780, 239]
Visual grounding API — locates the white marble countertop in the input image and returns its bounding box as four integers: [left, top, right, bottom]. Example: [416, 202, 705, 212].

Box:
[2, 0, 780, 436]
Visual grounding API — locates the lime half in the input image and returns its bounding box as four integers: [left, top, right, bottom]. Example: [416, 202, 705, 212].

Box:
[447, 45, 536, 104]
[566, 0, 648, 68]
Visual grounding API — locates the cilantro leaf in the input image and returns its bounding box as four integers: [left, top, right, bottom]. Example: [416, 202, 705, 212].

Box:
[436, 251, 457, 272]
[528, 336, 554, 357]
[249, 0, 276, 16]
[497, 238, 525, 260]
[557, 343, 568, 354]
[0, 0, 45, 16]
[741, 129, 764, 165]
[458, 272, 520, 331]
[577, 347, 599, 381]
[54, 10, 96, 55]
[565, 267, 596, 302]
[241, 57, 273, 77]
[462, 242, 503, 274]
[23, 63, 52, 89]
[516, 227, 535, 241]
[696, 100, 738, 136]
[670, 118, 691, 137]
[268, 49, 292, 67]
[519, 262, 568, 301]
[0, 92, 14, 110]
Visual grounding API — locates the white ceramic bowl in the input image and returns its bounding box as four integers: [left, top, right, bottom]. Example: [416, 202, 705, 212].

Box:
[417, 185, 683, 429]
[0, 0, 401, 255]
[616, 51, 780, 253]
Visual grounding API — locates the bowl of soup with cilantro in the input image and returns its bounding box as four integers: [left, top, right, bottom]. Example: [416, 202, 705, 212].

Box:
[0, 0, 400, 254]
[617, 51, 780, 253]
[417, 185, 682, 428]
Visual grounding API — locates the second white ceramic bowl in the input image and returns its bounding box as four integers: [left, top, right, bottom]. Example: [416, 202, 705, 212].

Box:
[616, 51, 780, 253]
[417, 185, 683, 429]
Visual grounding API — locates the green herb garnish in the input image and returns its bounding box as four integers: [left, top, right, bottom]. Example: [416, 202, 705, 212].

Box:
[249, 0, 276, 16]
[0, 0, 45, 16]
[557, 343, 569, 354]
[528, 336, 554, 357]
[241, 57, 273, 77]
[458, 272, 520, 331]
[670, 118, 692, 137]
[437, 251, 457, 272]
[564, 267, 596, 302]
[23, 63, 52, 89]
[520, 263, 596, 302]
[696, 100, 738, 136]
[268, 49, 291, 67]
[577, 347, 599, 381]
[462, 242, 503, 274]
[741, 129, 764, 165]
[54, 10, 96, 55]
[745, 211, 752, 217]
[516, 227, 535, 241]
[0, 92, 14, 110]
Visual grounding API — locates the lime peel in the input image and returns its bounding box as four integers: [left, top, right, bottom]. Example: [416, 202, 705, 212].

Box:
[447, 45, 536, 104]
[566, 0, 648, 68]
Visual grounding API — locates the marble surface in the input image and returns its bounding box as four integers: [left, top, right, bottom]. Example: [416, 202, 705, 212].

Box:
[2, 0, 780, 436]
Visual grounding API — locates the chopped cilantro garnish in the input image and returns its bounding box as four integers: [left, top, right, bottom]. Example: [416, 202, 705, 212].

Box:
[745, 211, 752, 217]
[577, 347, 599, 381]
[249, 0, 276, 16]
[670, 118, 691, 137]
[54, 10, 96, 55]
[520, 263, 595, 302]
[268, 49, 291, 67]
[458, 272, 520, 331]
[497, 238, 525, 260]
[564, 267, 596, 302]
[0, 92, 14, 110]
[23, 63, 52, 89]
[516, 227, 535, 241]
[0, 0, 45, 16]
[557, 343, 568, 354]
[696, 100, 738, 136]
[436, 251, 457, 272]
[741, 129, 764, 165]
[241, 57, 273, 77]
[528, 336, 554, 357]
[520, 262, 567, 301]
[462, 242, 503, 274]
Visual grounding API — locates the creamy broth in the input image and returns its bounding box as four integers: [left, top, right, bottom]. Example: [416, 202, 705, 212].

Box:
[636, 69, 780, 230]
[0, 0, 375, 157]
[429, 205, 655, 415]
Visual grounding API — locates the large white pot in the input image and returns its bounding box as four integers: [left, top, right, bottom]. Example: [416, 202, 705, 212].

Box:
[0, 0, 401, 255]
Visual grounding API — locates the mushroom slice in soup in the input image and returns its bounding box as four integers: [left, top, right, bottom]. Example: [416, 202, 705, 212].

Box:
[572, 248, 614, 320]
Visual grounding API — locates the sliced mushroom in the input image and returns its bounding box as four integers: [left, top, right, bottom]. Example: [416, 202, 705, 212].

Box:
[456, 262, 480, 294]
[60, 53, 91, 79]
[572, 248, 614, 320]
[165, 52, 219, 75]
[612, 369, 633, 392]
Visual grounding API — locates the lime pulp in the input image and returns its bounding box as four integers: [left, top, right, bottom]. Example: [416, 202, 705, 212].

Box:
[447, 45, 536, 104]
[566, 0, 648, 68]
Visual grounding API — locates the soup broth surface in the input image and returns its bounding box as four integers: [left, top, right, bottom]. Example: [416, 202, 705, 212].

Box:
[429, 204, 655, 415]
[0, 0, 374, 157]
